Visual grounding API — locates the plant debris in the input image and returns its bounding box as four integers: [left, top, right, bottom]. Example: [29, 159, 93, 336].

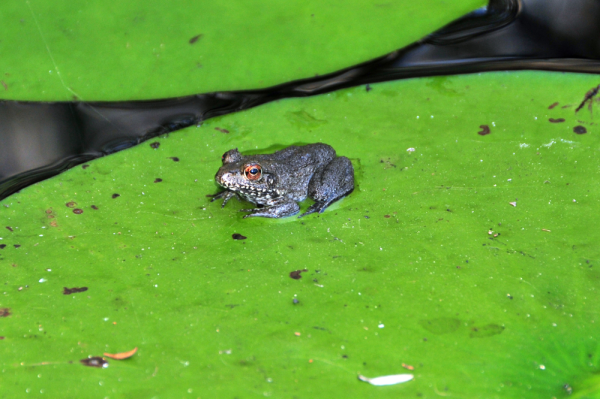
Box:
[575, 84, 599, 113]
[63, 287, 88, 295]
[189, 34, 203, 44]
[477, 125, 491, 135]
[290, 269, 308, 280]
[80, 356, 108, 368]
[103, 347, 138, 360]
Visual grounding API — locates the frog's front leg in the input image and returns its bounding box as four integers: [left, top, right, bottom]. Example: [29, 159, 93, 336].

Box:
[301, 156, 354, 217]
[209, 190, 237, 208]
[241, 200, 300, 218]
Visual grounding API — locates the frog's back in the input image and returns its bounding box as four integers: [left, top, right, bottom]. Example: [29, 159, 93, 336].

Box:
[270, 143, 336, 164]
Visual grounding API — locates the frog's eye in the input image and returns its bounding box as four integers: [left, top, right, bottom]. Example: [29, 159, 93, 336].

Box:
[244, 164, 262, 181]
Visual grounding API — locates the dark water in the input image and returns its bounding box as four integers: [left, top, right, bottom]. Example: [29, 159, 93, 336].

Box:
[1, 0, 600, 201]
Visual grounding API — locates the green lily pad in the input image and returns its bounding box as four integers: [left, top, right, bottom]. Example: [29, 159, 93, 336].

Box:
[2, 71, 599, 397]
[0, 0, 483, 101]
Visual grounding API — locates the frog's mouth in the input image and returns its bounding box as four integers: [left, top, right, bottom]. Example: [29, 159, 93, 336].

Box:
[218, 179, 284, 201]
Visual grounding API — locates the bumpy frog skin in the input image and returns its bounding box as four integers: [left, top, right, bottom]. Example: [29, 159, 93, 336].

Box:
[210, 143, 354, 218]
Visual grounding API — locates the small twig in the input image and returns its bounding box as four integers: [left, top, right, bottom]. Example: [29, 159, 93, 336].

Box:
[575, 85, 600, 113]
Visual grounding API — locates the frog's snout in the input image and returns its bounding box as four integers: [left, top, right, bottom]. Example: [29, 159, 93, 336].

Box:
[216, 171, 231, 186]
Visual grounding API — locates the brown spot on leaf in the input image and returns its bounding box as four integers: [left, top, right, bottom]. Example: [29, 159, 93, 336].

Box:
[232, 233, 247, 240]
[73, 209, 83, 214]
[477, 125, 491, 135]
[0, 81, 7, 91]
[66, 201, 77, 208]
[0, 308, 11, 317]
[214, 127, 229, 134]
[189, 34, 203, 44]
[5, 226, 13, 232]
[548, 102, 559, 109]
[154, 178, 163, 183]
[112, 194, 120, 199]
[63, 287, 88, 295]
[50, 220, 58, 227]
[549, 118, 565, 123]
[290, 269, 308, 280]
[384, 215, 391, 218]
[574, 125, 587, 134]
[91, 205, 98, 210]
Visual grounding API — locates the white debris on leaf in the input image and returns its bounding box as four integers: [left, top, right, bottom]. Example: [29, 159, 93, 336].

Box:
[406, 148, 415, 153]
[509, 202, 517, 207]
[542, 140, 556, 148]
[358, 374, 414, 386]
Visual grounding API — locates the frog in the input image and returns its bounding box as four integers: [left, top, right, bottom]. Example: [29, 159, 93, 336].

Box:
[210, 143, 354, 218]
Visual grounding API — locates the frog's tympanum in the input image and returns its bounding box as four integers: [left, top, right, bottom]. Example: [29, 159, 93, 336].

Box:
[211, 143, 354, 218]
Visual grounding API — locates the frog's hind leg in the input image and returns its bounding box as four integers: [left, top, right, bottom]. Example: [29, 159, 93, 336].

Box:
[301, 156, 354, 217]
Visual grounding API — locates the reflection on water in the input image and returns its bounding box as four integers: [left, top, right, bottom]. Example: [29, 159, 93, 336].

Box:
[1, 0, 599, 200]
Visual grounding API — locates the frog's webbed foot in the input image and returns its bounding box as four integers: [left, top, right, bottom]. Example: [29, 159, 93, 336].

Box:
[298, 195, 349, 218]
[209, 190, 237, 208]
[241, 201, 299, 218]
[301, 156, 354, 217]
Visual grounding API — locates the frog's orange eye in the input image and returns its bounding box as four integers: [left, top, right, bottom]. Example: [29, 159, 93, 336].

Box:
[244, 164, 262, 181]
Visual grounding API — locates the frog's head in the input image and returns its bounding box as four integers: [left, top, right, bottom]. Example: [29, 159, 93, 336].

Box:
[215, 149, 283, 203]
